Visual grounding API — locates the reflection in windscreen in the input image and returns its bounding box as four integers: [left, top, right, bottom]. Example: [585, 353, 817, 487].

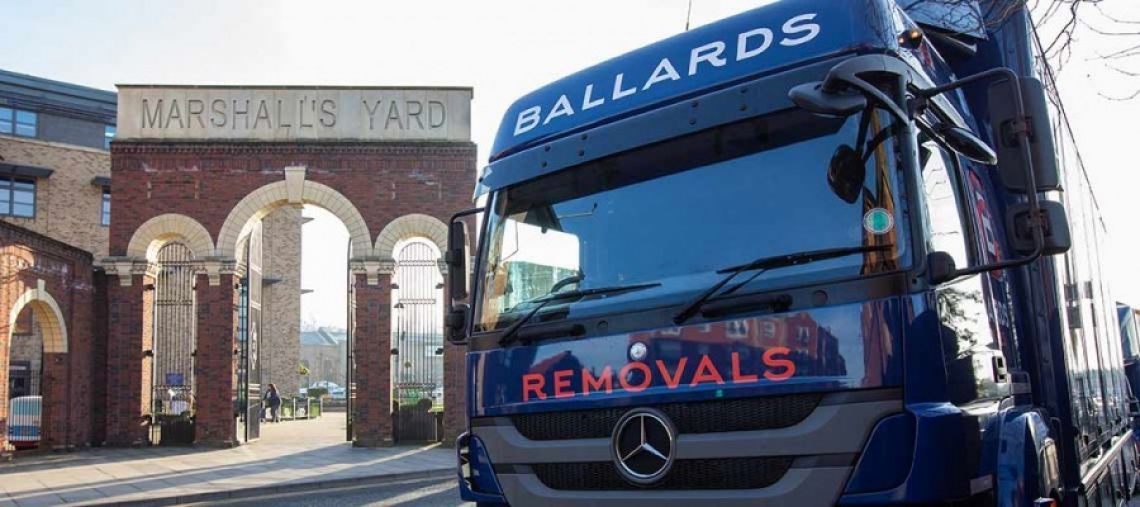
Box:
[476, 107, 907, 332]
[497, 219, 581, 311]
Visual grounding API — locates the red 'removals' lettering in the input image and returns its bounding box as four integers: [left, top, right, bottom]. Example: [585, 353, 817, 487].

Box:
[656, 357, 688, 389]
[553, 370, 574, 399]
[619, 362, 653, 392]
[763, 347, 796, 381]
[731, 352, 758, 383]
[582, 366, 613, 395]
[523, 373, 547, 401]
[689, 355, 726, 386]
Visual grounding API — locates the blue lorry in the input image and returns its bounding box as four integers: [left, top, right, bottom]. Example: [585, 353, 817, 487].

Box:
[443, 0, 1137, 504]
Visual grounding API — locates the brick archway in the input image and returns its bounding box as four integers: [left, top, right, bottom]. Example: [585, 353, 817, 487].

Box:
[126, 213, 215, 261]
[8, 282, 68, 354]
[375, 213, 448, 262]
[0, 223, 96, 454]
[106, 85, 476, 448]
[217, 177, 373, 260]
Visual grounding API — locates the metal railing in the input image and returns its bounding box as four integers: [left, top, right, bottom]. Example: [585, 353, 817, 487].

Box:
[5, 395, 41, 452]
[275, 397, 323, 422]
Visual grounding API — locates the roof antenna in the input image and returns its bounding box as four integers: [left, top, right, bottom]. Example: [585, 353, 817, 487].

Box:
[684, 0, 693, 31]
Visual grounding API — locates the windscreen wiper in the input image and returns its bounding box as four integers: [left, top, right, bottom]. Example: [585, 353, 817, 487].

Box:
[673, 244, 894, 324]
[498, 282, 661, 347]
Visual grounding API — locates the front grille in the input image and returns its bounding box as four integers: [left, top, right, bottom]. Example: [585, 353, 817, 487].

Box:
[511, 393, 822, 440]
[531, 457, 794, 490]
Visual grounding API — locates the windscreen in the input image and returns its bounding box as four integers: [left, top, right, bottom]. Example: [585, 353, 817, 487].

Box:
[475, 108, 910, 332]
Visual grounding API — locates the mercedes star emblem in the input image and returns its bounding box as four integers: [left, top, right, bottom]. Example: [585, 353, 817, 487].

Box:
[629, 341, 648, 361]
[611, 408, 676, 485]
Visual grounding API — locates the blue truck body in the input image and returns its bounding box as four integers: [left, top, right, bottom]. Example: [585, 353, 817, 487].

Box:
[453, 1, 1137, 504]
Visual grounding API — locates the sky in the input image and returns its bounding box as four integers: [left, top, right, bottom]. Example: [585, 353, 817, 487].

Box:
[2, 0, 1137, 326]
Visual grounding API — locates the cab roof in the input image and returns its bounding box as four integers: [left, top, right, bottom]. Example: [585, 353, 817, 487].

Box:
[489, 0, 902, 163]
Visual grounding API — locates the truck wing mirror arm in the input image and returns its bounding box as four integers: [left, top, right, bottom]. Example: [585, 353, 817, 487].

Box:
[916, 68, 1071, 283]
[789, 54, 912, 121]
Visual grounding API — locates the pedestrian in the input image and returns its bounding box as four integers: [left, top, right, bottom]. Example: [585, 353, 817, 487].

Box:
[264, 383, 282, 423]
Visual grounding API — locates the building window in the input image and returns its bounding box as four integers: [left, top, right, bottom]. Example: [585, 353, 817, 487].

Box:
[104, 125, 116, 149]
[101, 189, 111, 226]
[0, 176, 36, 217]
[0, 107, 37, 138]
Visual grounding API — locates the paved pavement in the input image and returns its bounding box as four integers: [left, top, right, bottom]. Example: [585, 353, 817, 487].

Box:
[209, 475, 469, 507]
[0, 412, 455, 506]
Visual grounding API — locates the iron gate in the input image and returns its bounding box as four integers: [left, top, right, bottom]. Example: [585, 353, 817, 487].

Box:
[392, 241, 444, 443]
[236, 223, 263, 443]
[346, 237, 356, 442]
[150, 242, 196, 446]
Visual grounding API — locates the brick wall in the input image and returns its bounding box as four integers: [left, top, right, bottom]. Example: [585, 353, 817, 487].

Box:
[0, 221, 97, 454]
[0, 135, 110, 259]
[261, 206, 302, 398]
[108, 143, 474, 257]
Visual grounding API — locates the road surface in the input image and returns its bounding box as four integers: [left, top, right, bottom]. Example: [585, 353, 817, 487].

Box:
[211, 475, 470, 506]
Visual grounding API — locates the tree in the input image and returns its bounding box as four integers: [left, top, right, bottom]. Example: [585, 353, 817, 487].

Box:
[1032, 0, 1140, 100]
[906, 0, 1140, 99]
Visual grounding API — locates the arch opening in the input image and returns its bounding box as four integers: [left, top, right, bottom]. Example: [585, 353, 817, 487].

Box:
[390, 238, 445, 443]
[232, 203, 353, 445]
[5, 286, 68, 452]
[148, 242, 197, 445]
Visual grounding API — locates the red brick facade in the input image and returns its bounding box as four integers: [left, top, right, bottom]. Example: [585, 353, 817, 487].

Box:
[106, 141, 475, 447]
[0, 221, 101, 455]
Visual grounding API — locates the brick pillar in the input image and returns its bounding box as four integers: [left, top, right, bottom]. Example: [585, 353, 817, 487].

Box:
[41, 353, 68, 450]
[105, 275, 152, 446]
[90, 273, 109, 446]
[194, 273, 238, 447]
[0, 295, 10, 457]
[352, 274, 393, 447]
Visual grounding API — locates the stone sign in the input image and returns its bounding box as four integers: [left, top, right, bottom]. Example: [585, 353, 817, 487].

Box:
[116, 86, 472, 142]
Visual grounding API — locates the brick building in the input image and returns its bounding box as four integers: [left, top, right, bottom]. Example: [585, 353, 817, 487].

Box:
[0, 70, 114, 453]
[0, 68, 116, 259]
[0, 221, 100, 454]
[300, 327, 348, 390]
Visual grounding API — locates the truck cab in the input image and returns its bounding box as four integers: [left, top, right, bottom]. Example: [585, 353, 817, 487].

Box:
[447, 1, 1136, 505]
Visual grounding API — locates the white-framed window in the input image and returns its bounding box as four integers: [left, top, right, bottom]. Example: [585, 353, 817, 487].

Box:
[0, 176, 36, 217]
[0, 107, 37, 138]
[104, 125, 116, 149]
[101, 189, 111, 226]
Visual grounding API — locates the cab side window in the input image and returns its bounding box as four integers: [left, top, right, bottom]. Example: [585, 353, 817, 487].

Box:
[919, 141, 970, 267]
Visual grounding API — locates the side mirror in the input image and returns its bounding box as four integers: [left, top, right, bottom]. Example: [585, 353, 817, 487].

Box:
[928, 251, 958, 284]
[937, 124, 997, 165]
[446, 221, 469, 301]
[827, 145, 866, 204]
[445, 304, 470, 344]
[1006, 200, 1071, 256]
[987, 77, 1060, 192]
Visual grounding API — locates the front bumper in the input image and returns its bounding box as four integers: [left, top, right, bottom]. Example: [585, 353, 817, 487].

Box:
[459, 389, 901, 506]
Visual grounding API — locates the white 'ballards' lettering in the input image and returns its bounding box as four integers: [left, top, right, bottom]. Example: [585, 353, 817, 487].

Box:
[513, 12, 821, 136]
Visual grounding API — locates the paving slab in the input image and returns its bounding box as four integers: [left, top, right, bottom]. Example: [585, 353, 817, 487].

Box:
[0, 413, 455, 505]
